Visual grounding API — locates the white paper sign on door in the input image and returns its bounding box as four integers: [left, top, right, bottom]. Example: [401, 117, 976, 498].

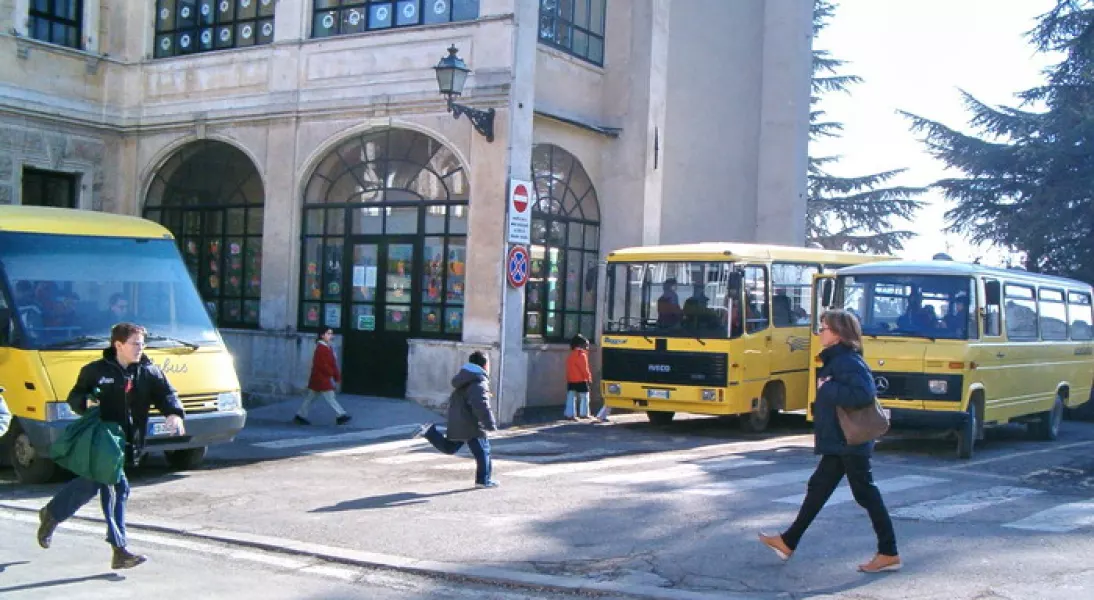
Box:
[352, 266, 366, 287]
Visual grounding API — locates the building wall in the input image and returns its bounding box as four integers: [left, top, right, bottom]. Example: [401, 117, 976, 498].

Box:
[0, 0, 813, 422]
[659, 0, 812, 246]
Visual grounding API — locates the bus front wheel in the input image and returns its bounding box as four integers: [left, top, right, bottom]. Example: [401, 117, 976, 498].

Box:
[647, 411, 675, 426]
[740, 394, 774, 433]
[8, 420, 57, 484]
[1029, 395, 1064, 441]
[956, 401, 979, 460]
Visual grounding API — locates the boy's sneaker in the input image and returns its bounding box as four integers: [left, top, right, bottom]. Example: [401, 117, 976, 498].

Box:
[292, 415, 311, 426]
[411, 423, 432, 439]
[476, 480, 500, 489]
[335, 414, 352, 426]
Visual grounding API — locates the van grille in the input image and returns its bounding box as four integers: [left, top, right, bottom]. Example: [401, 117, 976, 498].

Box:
[872, 372, 963, 402]
[150, 393, 219, 416]
[602, 349, 728, 387]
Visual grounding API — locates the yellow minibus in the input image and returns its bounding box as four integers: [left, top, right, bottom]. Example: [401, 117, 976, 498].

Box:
[0, 206, 247, 482]
[599, 243, 890, 431]
[810, 259, 1094, 458]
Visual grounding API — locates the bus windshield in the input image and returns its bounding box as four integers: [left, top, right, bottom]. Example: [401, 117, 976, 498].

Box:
[838, 273, 976, 340]
[605, 261, 739, 339]
[0, 232, 220, 350]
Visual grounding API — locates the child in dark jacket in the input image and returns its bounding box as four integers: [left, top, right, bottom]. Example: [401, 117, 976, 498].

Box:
[294, 328, 351, 425]
[563, 334, 593, 420]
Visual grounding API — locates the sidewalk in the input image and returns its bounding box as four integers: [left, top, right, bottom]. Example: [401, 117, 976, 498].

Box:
[245, 393, 444, 431]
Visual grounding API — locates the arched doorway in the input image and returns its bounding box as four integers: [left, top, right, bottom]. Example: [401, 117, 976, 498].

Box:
[525, 144, 600, 342]
[301, 128, 469, 397]
[144, 140, 265, 328]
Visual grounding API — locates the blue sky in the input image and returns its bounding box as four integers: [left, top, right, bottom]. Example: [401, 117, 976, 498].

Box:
[811, 0, 1060, 263]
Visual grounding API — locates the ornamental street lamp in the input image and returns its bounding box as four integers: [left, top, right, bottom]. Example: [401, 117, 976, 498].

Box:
[434, 45, 495, 142]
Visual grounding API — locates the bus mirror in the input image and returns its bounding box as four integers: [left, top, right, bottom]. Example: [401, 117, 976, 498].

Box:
[985, 280, 1001, 305]
[0, 308, 11, 345]
[819, 279, 835, 308]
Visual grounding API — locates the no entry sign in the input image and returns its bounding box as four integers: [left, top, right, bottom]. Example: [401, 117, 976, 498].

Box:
[507, 245, 529, 288]
[507, 179, 532, 244]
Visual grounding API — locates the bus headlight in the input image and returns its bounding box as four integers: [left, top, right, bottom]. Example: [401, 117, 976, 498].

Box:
[928, 380, 948, 395]
[45, 402, 79, 422]
[702, 389, 717, 401]
[217, 391, 242, 412]
[606, 384, 622, 396]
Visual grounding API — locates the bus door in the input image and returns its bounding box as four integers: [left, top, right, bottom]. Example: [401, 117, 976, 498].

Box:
[738, 264, 772, 396]
[807, 273, 836, 421]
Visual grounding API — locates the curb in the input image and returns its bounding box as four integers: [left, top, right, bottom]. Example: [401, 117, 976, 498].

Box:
[0, 502, 756, 600]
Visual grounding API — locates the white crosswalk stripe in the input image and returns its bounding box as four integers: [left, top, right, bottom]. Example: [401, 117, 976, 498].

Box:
[507, 452, 706, 478]
[892, 486, 1043, 521]
[683, 468, 818, 496]
[1003, 501, 1094, 533]
[586, 456, 772, 485]
[773, 475, 949, 506]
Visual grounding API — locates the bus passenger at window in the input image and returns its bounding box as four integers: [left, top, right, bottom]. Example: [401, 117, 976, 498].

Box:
[945, 294, 969, 334]
[657, 279, 682, 328]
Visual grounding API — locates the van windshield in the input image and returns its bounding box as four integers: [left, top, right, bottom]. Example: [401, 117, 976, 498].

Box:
[838, 274, 976, 340]
[604, 261, 739, 339]
[0, 232, 220, 350]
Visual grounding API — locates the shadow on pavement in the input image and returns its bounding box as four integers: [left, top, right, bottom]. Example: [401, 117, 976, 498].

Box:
[311, 488, 475, 512]
[0, 572, 125, 594]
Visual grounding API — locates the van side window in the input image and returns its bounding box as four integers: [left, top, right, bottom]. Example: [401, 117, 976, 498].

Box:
[983, 279, 1002, 337]
[743, 266, 769, 334]
[1038, 289, 1068, 340]
[771, 263, 817, 327]
[1068, 292, 1094, 341]
[1004, 284, 1038, 340]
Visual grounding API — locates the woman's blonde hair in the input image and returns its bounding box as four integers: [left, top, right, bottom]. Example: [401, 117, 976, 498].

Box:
[821, 309, 864, 353]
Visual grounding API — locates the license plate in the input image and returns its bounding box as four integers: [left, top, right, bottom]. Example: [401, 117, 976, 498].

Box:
[148, 421, 174, 437]
[647, 389, 670, 400]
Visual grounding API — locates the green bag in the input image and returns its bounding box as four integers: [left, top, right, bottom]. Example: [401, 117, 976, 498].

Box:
[50, 406, 126, 485]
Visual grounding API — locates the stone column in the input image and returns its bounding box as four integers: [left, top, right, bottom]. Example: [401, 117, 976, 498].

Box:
[260, 119, 299, 330]
[754, 0, 813, 246]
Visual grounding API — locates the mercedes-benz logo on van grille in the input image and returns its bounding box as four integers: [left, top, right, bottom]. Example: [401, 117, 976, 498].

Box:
[874, 376, 890, 393]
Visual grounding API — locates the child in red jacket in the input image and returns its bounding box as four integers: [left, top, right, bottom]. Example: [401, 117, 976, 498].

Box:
[294, 328, 352, 425]
[563, 334, 592, 420]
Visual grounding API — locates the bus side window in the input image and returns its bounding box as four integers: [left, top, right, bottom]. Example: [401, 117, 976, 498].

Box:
[983, 279, 1002, 337]
[744, 265, 769, 333]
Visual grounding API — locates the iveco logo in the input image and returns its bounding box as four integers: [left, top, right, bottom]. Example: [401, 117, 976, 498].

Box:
[874, 376, 890, 394]
[648, 364, 671, 373]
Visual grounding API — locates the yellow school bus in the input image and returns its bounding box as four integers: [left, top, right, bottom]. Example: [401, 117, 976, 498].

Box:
[810, 259, 1094, 458]
[0, 206, 247, 482]
[599, 243, 890, 431]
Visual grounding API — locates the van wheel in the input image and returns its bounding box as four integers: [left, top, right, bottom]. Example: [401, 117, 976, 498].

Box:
[740, 394, 773, 433]
[956, 401, 979, 460]
[8, 420, 57, 484]
[165, 447, 207, 470]
[1029, 395, 1065, 441]
[647, 411, 675, 426]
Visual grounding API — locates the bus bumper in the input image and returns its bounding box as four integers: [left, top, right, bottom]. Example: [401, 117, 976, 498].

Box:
[144, 409, 248, 452]
[888, 408, 969, 432]
[23, 409, 248, 454]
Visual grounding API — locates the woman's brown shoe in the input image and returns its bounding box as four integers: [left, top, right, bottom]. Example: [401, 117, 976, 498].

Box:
[858, 554, 901, 573]
[758, 533, 793, 561]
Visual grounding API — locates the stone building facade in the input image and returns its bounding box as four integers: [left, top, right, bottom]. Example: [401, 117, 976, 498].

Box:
[0, 0, 813, 423]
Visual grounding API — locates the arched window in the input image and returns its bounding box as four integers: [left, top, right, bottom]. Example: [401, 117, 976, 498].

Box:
[525, 144, 600, 342]
[300, 128, 469, 338]
[144, 140, 265, 328]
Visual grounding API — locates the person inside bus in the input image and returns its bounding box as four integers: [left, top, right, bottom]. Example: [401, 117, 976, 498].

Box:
[683, 285, 719, 331]
[772, 294, 794, 327]
[945, 294, 969, 335]
[657, 278, 683, 328]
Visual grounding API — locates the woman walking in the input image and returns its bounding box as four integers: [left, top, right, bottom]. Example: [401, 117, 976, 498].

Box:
[294, 328, 351, 426]
[563, 334, 593, 421]
[758, 309, 900, 573]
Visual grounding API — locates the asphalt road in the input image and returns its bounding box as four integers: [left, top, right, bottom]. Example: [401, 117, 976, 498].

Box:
[4, 409, 1094, 599]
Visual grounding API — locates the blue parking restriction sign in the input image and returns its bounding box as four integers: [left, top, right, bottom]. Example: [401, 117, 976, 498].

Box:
[507, 245, 529, 288]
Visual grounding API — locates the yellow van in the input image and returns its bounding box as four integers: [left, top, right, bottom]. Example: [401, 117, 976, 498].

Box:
[811, 259, 1094, 458]
[0, 206, 247, 482]
[599, 243, 890, 431]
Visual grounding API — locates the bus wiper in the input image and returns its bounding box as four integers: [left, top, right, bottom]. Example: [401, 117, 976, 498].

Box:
[145, 335, 199, 351]
[694, 335, 707, 346]
[888, 328, 936, 342]
[40, 335, 111, 350]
